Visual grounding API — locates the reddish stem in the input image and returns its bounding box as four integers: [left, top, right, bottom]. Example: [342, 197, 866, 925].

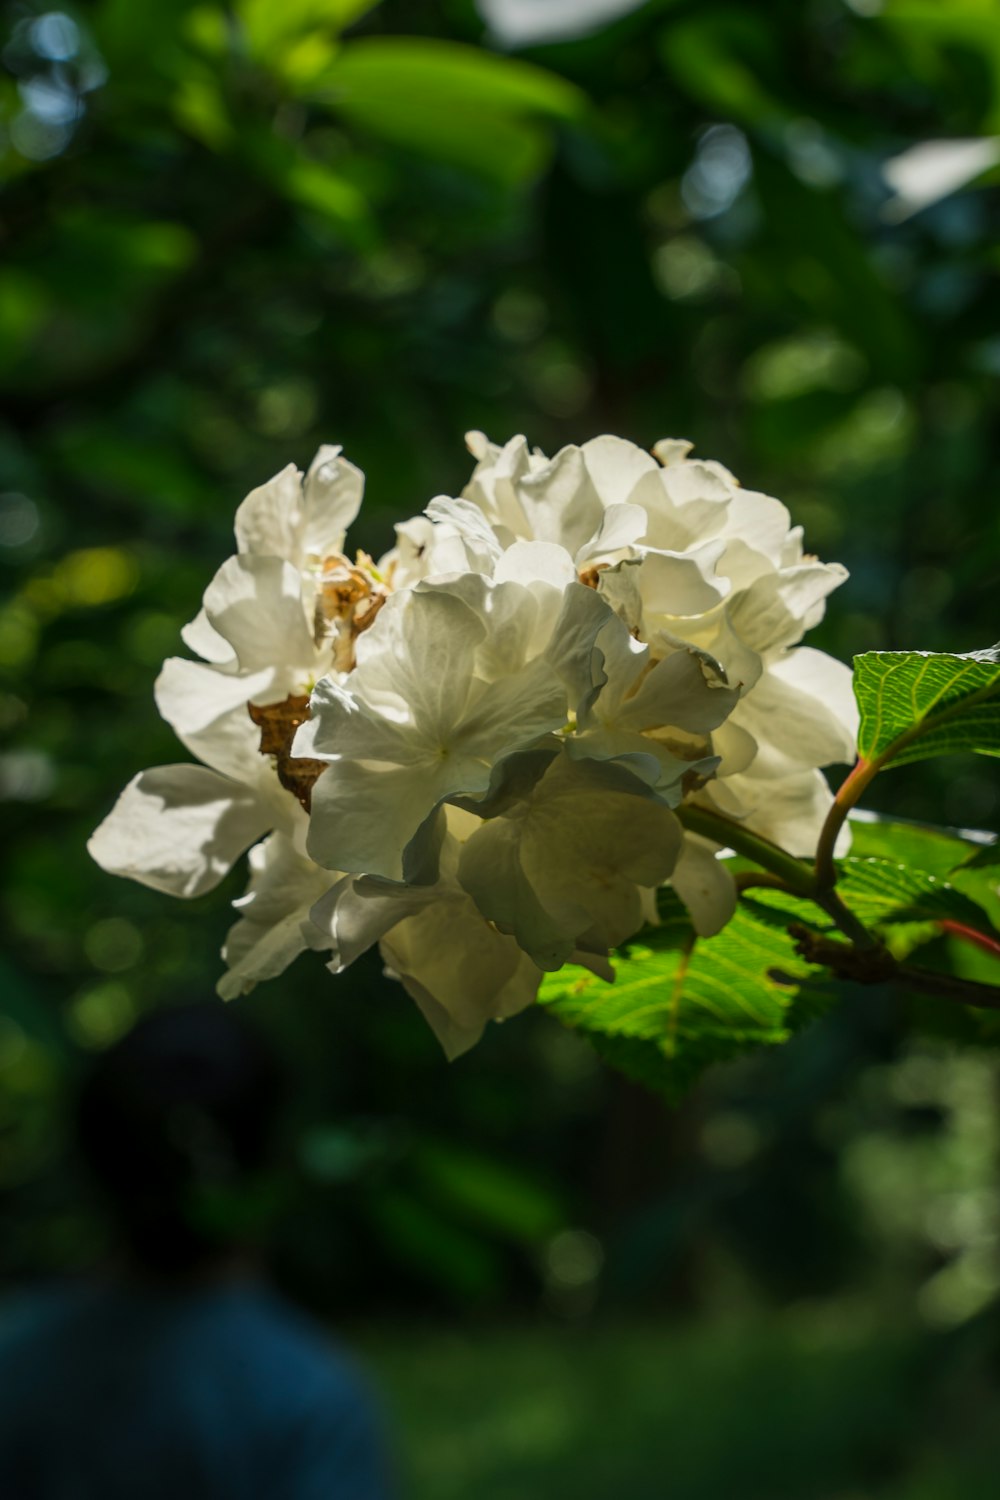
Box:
[939, 920, 1000, 963]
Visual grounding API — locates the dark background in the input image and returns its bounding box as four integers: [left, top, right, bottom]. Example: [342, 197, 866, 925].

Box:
[3, 0, 1000, 1493]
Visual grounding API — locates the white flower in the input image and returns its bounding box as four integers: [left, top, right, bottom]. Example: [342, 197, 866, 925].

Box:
[90, 431, 857, 1058]
[183, 445, 383, 692]
[568, 610, 736, 799]
[449, 431, 857, 858]
[181, 446, 365, 667]
[298, 569, 611, 881]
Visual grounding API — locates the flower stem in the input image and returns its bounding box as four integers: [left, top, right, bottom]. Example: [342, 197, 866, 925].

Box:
[814, 757, 879, 892]
[677, 804, 817, 898]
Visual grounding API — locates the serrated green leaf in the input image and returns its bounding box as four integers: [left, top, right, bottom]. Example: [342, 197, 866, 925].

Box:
[848, 813, 984, 874]
[537, 896, 825, 1102]
[845, 817, 1000, 932]
[840, 856, 996, 930]
[744, 854, 998, 939]
[854, 647, 1000, 769]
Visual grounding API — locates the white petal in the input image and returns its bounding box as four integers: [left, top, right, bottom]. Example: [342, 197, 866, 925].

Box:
[312, 875, 438, 970]
[581, 435, 658, 506]
[727, 562, 847, 653]
[629, 462, 731, 551]
[631, 542, 730, 616]
[494, 540, 577, 590]
[768, 647, 858, 759]
[717, 646, 855, 789]
[180, 607, 237, 665]
[652, 437, 694, 466]
[379, 897, 541, 1059]
[155, 657, 273, 783]
[576, 502, 647, 564]
[456, 658, 568, 764]
[304, 674, 429, 766]
[543, 581, 615, 716]
[234, 463, 303, 559]
[203, 554, 318, 698]
[565, 725, 686, 796]
[459, 754, 683, 967]
[669, 835, 737, 936]
[424, 496, 505, 574]
[307, 757, 453, 879]
[218, 832, 334, 998]
[89, 765, 271, 898]
[301, 445, 364, 558]
[613, 646, 736, 735]
[710, 718, 758, 776]
[515, 443, 604, 555]
[704, 768, 837, 858]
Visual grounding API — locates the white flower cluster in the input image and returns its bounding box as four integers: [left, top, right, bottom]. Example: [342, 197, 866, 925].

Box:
[89, 435, 857, 1056]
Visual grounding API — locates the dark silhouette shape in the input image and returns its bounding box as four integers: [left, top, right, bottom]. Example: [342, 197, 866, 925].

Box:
[0, 1002, 396, 1499]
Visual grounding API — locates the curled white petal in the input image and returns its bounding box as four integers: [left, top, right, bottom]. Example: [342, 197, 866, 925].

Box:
[218, 832, 335, 999]
[88, 765, 272, 899]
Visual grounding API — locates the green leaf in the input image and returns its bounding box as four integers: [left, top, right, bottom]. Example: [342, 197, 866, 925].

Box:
[839, 856, 996, 931]
[847, 815, 1000, 933]
[237, 0, 381, 58]
[414, 1142, 562, 1243]
[744, 852, 997, 938]
[538, 895, 825, 1103]
[848, 813, 985, 875]
[659, 16, 788, 127]
[960, 840, 1000, 870]
[310, 39, 585, 184]
[854, 646, 1000, 769]
[541, 840, 1000, 1101]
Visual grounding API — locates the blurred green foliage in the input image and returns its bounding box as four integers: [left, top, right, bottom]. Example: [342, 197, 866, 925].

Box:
[2, 0, 1000, 1358]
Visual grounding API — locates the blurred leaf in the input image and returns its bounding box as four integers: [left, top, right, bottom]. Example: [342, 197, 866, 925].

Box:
[854, 647, 1000, 770]
[309, 39, 585, 183]
[173, 70, 234, 150]
[659, 13, 788, 127]
[237, 0, 380, 59]
[369, 1188, 503, 1299]
[959, 839, 1000, 869]
[414, 1141, 562, 1242]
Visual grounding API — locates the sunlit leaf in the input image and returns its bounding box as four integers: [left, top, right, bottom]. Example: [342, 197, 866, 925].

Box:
[538, 895, 825, 1102]
[854, 647, 1000, 769]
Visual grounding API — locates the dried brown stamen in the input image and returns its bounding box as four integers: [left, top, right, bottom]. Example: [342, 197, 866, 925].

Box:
[578, 563, 608, 591]
[248, 695, 326, 812]
[315, 551, 389, 672]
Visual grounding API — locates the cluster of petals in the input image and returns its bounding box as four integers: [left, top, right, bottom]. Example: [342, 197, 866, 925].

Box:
[89, 433, 857, 1057]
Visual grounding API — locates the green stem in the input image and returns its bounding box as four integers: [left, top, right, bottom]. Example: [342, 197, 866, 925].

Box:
[814, 757, 879, 892]
[734, 871, 801, 895]
[682, 803, 1000, 1014]
[678, 804, 817, 898]
[815, 672, 1000, 893]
